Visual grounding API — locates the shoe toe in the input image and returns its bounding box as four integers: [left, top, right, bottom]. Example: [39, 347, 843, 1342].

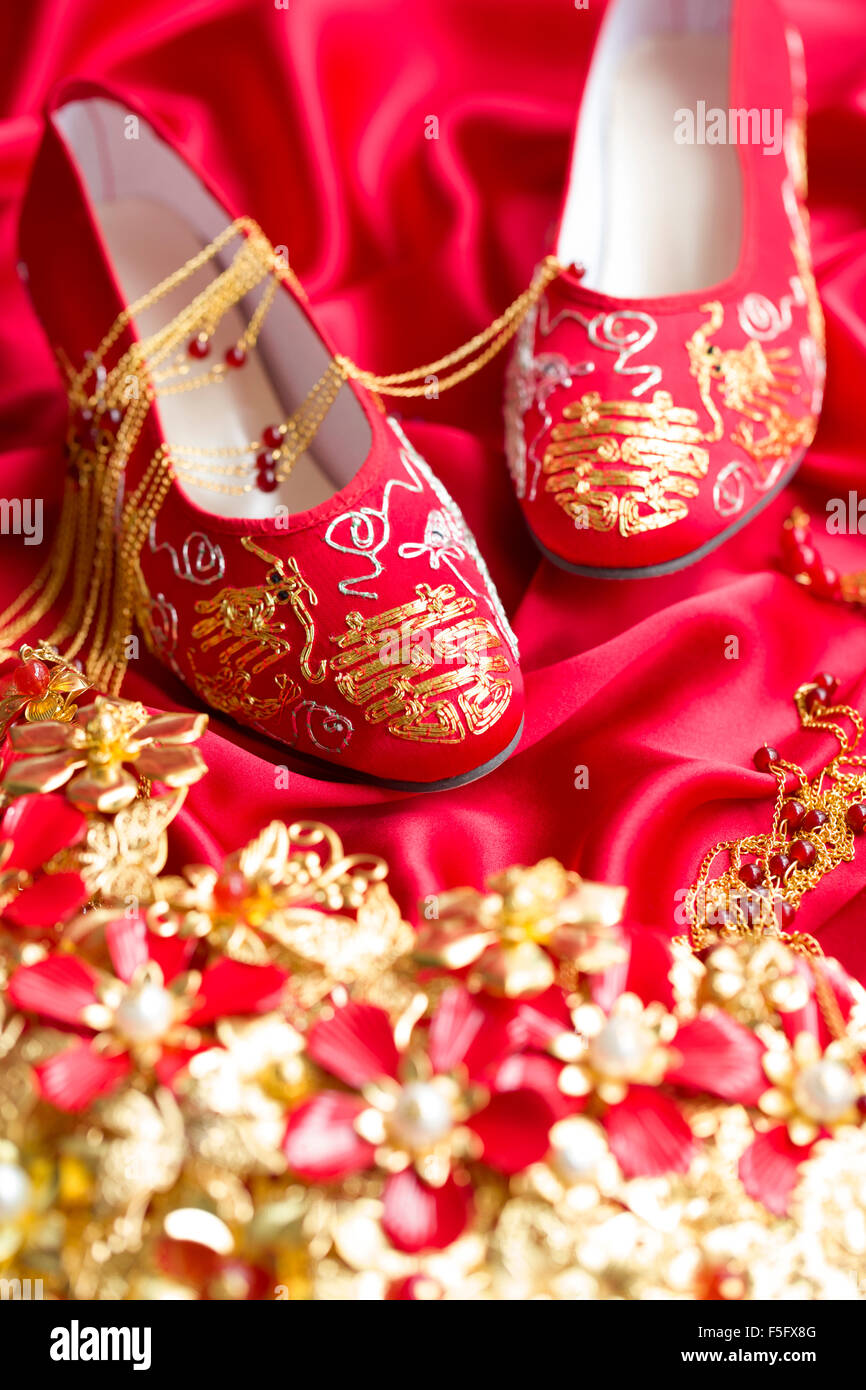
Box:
[506, 256, 824, 576]
[140, 418, 523, 789]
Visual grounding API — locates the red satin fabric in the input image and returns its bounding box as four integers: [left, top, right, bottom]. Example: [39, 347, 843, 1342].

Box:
[2, 0, 866, 973]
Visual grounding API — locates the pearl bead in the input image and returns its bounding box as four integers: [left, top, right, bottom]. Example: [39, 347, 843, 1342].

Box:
[588, 1017, 653, 1079]
[0, 1162, 32, 1223]
[551, 1120, 607, 1183]
[794, 1059, 858, 1123]
[390, 1082, 454, 1150]
[114, 982, 176, 1042]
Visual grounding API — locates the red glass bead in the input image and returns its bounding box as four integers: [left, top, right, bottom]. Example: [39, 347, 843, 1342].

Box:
[768, 852, 791, 882]
[212, 871, 248, 911]
[256, 450, 279, 471]
[257, 470, 279, 493]
[846, 802, 866, 835]
[780, 799, 805, 830]
[793, 543, 818, 573]
[386, 1275, 444, 1301]
[812, 565, 841, 599]
[781, 526, 810, 561]
[800, 808, 828, 833]
[82, 355, 107, 387]
[744, 889, 772, 927]
[225, 345, 247, 369]
[74, 406, 100, 449]
[790, 839, 817, 868]
[812, 672, 838, 696]
[775, 899, 796, 930]
[753, 745, 779, 773]
[804, 685, 829, 712]
[261, 425, 284, 450]
[12, 659, 50, 697]
[738, 862, 764, 888]
[694, 1262, 747, 1302]
[188, 334, 211, 359]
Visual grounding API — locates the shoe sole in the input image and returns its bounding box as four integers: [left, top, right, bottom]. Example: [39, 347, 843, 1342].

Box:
[530, 449, 806, 579]
[226, 712, 526, 793]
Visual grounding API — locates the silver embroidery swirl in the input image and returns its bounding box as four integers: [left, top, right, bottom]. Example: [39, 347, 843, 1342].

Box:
[323, 449, 425, 600]
[148, 522, 226, 585]
[387, 419, 519, 661]
[539, 299, 663, 398]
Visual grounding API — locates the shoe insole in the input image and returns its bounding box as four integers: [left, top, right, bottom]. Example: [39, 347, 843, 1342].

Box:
[97, 196, 337, 518]
[585, 34, 742, 298]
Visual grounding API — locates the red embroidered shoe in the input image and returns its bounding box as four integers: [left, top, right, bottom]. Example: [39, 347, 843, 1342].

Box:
[505, 0, 825, 576]
[15, 83, 523, 790]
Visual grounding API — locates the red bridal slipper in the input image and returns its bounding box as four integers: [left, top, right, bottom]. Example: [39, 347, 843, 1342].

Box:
[505, 0, 825, 577]
[14, 82, 524, 791]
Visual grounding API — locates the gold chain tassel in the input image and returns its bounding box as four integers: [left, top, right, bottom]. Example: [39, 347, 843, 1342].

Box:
[0, 221, 561, 691]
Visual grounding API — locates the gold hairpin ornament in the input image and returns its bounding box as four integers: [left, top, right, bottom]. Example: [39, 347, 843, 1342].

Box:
[685, 674, 866, 953]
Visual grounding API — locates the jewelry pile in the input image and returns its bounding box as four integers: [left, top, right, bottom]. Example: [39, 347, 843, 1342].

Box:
[1, 647, 866, 1299]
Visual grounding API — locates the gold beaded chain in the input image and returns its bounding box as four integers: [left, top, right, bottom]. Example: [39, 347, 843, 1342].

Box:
[0, 217, 561, 688]
[334, 255, 562, 398]
[681, 675, 866, 1054]
[168, 358, 348, 496]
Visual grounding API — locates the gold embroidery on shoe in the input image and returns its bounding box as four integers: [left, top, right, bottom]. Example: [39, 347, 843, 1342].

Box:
[330, 583, 512, 743]
[185, 657, 353, 753]
[687, 301, 816, 464]
[541, 391, 709, 536]
[191, 538, 326, 686]
[791, 236, 826, 363]
[142, 542, 352, 751]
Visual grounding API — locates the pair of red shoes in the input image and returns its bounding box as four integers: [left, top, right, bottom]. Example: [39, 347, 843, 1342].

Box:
[12, 0, 824, 790]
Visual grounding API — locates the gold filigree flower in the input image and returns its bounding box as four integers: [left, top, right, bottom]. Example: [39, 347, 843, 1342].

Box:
[355, 1064, 481, 1191]
[2, 696, 208, 813]
[0, 1140, 54, 1265]
[151, 821, 412, 994]
[179, 1016, 310, 1177]
[554, 993, 678, 1105]
[523, 1115, 621, 1213]
[310, 1196, 490, 1300]
[700, 938, 811, 1026]
[414, 858, 627, 998]
[759, 1031, 865, 1146]
[0, 644, 91, 738]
